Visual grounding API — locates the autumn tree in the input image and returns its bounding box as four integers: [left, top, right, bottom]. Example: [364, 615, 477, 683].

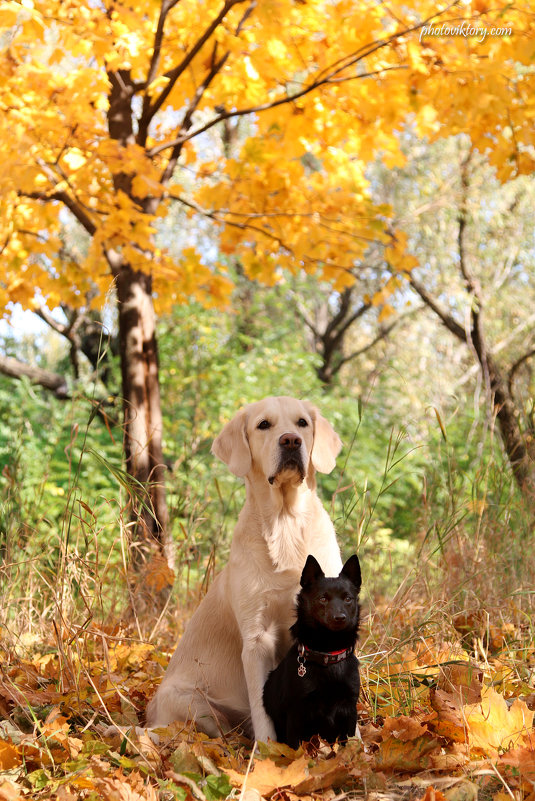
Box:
[0, 0, 534, 573]
[377, 135, 535, 501]
[410, 153, 535, 500]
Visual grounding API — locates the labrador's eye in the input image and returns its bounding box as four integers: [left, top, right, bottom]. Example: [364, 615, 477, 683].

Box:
[297, 418, 308, 427]
[257, 420, 271, 430]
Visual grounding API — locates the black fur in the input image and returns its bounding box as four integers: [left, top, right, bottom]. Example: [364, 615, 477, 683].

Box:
[263, 554, 361, 748]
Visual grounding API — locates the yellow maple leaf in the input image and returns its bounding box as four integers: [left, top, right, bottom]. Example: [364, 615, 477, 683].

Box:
[407, 41, 428, 75]
[63, 148, 86, 171]
[146, 75, 170, 99]
[378, 304, 395, 323]
[464, 688, 534, 756]
[227, 755, 310, 796]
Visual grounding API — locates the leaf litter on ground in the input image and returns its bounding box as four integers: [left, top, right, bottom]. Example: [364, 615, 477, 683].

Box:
[1, 610, 535, 801]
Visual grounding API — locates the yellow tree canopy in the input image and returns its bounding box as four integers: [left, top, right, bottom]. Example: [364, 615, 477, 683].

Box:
[0, 0, 534, 315]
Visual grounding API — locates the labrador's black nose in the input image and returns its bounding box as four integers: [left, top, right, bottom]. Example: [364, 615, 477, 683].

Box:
[279, 433, 302, 450]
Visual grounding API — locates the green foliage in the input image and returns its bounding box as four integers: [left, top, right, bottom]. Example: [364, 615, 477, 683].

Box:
[157, 286, 321, 564]
[0, 374, 125, 629]
[0, 377, 121, 519]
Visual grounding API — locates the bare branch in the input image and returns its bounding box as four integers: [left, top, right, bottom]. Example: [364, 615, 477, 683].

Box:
[335, 299, 371, 342]
[336, 320, 398, 372]
[310, 0, 460, 86]
[456, 149, 492, 394]
[35, 306, 68, 335]
[323, 287, 353, 341]
[293, 297, 321, 339]
[508, 348, 535, 399]
[321, 292, 371, 364]
[0, 354, 69, 398]
[408, 272, 467, 343]
[168, 191, 289, 250]
[333, 304, 423, 376]
[35, 188, 97, 236]
[458, 155, 474, 294]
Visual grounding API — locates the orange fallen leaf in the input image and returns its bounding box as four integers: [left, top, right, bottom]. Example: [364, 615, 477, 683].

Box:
[95, 771, 159, 801]
[375, 732, 441, 773]
[294, 740, 369, 793]
[68, 774, 98, 791]
[382, 715, 429, 742]
[228, 741, 367, 797]
[417, 787, 446, 801]
[39, 708, 83, 758]
[257, 739, 302, 763]
[499, 742, 535, 782]
[360, 721, 382, 745]
[452, 611, 485, 638]
[0, 740, 21, 770]
[437, 662, 483, 705]
[427, 742, 470, 771]
[428, 688, 468, 743]
[141, 555, 176, 594]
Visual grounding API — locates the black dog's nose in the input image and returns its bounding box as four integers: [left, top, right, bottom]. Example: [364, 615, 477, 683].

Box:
[279, 432, 302, 450]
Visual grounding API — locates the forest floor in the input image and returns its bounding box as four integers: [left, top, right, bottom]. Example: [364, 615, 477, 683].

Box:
[1, 597, 535, 801]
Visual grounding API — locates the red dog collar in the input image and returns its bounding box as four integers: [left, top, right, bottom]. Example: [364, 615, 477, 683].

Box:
[297, 643, 354, 676]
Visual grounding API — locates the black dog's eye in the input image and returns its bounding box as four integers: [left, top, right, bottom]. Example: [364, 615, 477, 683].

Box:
[344, 595, 353, 604]
[257, 420, 271, 430]
[297, 418, 308, 427]
[318, 596, 328, 604]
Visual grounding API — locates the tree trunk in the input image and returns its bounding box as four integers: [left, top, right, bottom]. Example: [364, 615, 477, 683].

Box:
[409, 275, 535, 504]
[106, 69, 175, 596]
[115, 264, 174, 573]
[407, 147, 535, 505]
[480, 352, 535, 501]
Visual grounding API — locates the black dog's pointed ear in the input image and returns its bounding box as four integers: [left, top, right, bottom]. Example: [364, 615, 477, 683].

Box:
[300, 555, 324, 587]
[341, 554, 361, 593]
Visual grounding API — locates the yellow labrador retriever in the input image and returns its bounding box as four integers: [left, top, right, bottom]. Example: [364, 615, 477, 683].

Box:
[146, 396, 342, 742]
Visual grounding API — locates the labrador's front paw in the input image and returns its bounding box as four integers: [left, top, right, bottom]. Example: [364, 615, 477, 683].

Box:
[253, 716, 277, 744]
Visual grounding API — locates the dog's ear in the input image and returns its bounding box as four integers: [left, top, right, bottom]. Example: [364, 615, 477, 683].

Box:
[300, 554, 325, 587]
[211, 409, 252, 477]
[303, 403, 342, 474]
[340, 554, 361, 593]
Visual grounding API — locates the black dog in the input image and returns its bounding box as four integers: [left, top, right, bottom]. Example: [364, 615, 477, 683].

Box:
[263, 554, 361, 748]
